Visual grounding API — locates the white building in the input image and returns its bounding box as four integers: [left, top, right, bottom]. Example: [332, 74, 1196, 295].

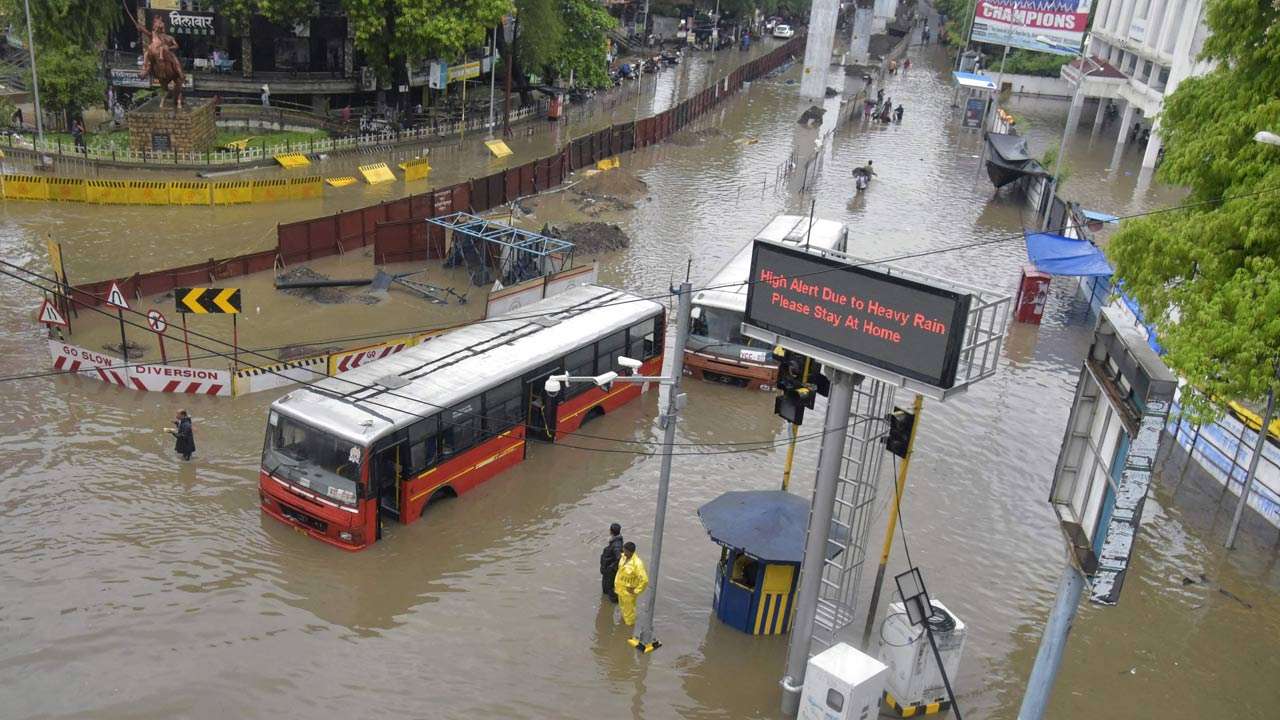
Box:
[1067, 0, 1213, 168]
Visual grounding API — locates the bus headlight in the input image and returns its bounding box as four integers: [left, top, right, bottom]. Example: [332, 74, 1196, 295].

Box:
[339, 531, 353, 542]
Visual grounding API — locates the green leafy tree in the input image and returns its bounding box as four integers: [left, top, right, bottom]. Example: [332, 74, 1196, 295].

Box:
[30, 43, 106, 118]
[0, 0, 119, 49]
[1106, 0, 1280, 418]
[550, 0, 615, 88]
[514, 0, 564, 77]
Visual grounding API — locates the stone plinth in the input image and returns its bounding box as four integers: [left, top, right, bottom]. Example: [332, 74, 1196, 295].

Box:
[127, 97, 215, 154]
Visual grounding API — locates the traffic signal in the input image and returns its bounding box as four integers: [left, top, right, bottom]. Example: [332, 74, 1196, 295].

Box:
[773, 349, 819, 424]
[884, 407, 916, 458]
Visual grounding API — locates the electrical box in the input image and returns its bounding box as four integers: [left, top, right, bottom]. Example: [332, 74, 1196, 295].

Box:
[798, 643, 888, 720]
[876, 599, 966, 709]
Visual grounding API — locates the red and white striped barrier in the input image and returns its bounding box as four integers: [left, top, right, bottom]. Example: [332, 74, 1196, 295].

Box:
[48, 341, 230, 396]
[327, 338, 411, 375]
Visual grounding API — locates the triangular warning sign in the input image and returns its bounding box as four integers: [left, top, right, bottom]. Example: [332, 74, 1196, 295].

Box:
[37, 299, 68, 327]
[105, 282, 130, 310]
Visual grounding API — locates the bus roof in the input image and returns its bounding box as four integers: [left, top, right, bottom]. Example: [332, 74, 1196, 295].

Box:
[692, 215, 847, 313]
[271, 284, 663, 446]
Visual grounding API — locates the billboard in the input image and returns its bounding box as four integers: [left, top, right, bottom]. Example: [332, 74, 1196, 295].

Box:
[744, 242, 972, 389]
[971, 0, 1093, 56]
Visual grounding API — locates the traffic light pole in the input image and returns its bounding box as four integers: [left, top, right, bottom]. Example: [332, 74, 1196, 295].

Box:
[780, 368, 857, 715]
[779, 357, 812, 491]
[861, 394, 923, 648]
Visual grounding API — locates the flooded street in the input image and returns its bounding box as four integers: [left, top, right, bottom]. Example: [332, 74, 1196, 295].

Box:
[2, 29, 1278, 720]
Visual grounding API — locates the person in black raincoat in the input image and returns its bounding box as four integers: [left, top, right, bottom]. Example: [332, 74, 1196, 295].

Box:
[170, 410, 195, 461]
[600, 523, 624, 602]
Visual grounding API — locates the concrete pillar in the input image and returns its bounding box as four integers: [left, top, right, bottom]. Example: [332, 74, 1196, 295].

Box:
[1141, 118, 1164, 167]
[240, 19, 253, 78]
[849, 7, 874, 65]
[1091, 97, 1109, 137]
[1109, 101, 1136, 170]
[800, 0, 842, 98]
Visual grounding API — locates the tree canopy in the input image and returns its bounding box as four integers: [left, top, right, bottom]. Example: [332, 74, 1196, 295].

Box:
[30, 43, 105, 118]
[1106, 0, 1280, 417]
[0, 0, 119, 50]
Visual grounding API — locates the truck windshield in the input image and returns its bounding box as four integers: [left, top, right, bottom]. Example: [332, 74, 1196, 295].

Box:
[263, 412, 361, 507]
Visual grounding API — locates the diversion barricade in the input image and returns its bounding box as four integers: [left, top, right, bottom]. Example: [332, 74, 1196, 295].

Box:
[127, 180, 170, 205]
[212, 180, 253, 205]
[47, 177, 87, 202]
[168, 181, 211, 206]
[86, 180, 130, 204]
[3, 174, 49, 200]
[232, 354, 328, 396]
[252, 178, 290, 203]
[288, 176, 323, 200]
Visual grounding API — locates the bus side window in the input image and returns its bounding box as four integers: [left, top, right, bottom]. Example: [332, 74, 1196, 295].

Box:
[628, 318, 658, 360]
[596, 330, 627, 375]
[563, 345, 595, 398]
[442, 398, 480, 458]
[483, 379, 523, 434]
[406, 415, 439, 476]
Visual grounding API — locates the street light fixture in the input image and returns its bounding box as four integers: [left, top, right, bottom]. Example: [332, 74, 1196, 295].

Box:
[1035, 34, 1101, 231]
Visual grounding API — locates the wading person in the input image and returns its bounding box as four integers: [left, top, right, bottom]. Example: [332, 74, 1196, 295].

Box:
[600, 523, 624, 603]
[614, 542, 648, 627]
[168, 410, 195, 461]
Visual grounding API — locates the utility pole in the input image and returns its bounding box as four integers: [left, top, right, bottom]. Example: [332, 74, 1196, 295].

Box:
[1226, 362, 1278, 549]
[861, 394, 923, 648]
[1017, 563, 1085, 719]
[502, 16, 515, 138]
[487, 25, 498, 134]
[629, 279, 692, 652]
[779, 368, 858, 715]
[22, 0, 43, 142]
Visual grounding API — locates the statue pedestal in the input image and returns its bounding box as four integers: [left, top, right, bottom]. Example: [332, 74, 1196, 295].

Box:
[127, 97, 215, 154]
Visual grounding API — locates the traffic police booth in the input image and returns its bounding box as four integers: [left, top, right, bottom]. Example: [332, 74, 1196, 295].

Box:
[698, 490, 809, 635]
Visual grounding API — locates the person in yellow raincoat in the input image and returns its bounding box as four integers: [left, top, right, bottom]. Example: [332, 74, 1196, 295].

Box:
[614, 542, 648, 626]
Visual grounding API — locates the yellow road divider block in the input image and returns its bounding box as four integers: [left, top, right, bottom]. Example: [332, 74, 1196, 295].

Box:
[85, 179, 129, 204]
[400, 157, 431, 182]
[127, 180, 169, 205]
[596, 157, 621, 170]
[211, 180, 253, 205]
[484, 139, 513, 158]
[251, 178, 290, 203]
[288, 176, 323, 199]
[326, 176, 357, 187]
[358, 162, 395, 184]
[275, 153, 311, 169]
[3, 174, 50, 200]
[47, 177, 88, 202]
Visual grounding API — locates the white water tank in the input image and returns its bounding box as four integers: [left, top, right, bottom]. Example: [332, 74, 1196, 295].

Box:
[876, 599, 966, 709]
[798, 643, 888, 720]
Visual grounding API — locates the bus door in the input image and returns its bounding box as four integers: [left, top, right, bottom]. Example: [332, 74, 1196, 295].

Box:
[524, 362, 562, 442]
[371, 438, 405, 532]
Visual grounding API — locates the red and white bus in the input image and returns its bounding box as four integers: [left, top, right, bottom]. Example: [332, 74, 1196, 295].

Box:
[685, 215, 848, 390]
[259, 284, 665, 550]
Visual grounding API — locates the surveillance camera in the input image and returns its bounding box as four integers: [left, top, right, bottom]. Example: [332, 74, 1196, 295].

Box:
[617, 356, 642, 371]
[544, 377, 561, 396]
[594, 371, 618, 388]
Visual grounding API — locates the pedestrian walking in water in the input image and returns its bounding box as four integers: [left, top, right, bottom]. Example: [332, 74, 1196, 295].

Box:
[894, 104, 904, 123]
[600, 523, 624, 603]
[168, 410, 195, 461]
[614, 541, 648, 626]
[876, 88, 884, 105]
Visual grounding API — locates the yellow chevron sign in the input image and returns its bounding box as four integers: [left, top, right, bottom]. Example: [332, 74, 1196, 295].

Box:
[176, 287, 241, 314]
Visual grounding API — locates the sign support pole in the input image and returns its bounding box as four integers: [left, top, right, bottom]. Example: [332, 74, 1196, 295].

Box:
[157, 333, 167, 364]
[116, 309, 128, 361]
[1226, 365, 1278, 548]
[232, 314, 239, 372]
[1017, 563, 1085, 720]
[780, 368, 857, 716]
[182, 314, 192, 367]
[861, 393, 924, 648]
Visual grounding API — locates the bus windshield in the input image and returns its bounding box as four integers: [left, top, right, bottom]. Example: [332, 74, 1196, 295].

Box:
[263, 412, 361, 507]
[690, 306, 764, 350]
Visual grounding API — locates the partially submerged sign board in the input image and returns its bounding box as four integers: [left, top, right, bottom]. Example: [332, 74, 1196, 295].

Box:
[743, 241, 971, 389]
[1048, 306, 1175, 605]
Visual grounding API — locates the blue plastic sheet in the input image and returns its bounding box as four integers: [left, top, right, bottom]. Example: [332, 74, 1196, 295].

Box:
[1025, 232, 1114, 277]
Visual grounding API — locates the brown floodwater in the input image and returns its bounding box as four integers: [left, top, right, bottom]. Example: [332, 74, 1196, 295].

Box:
[1, 31, 1277, 720]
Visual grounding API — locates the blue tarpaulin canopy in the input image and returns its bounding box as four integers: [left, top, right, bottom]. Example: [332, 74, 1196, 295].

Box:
[1082, 209, 1119, 224]
[953, 71, 997, 91]
[1025, 232, 1114, 277]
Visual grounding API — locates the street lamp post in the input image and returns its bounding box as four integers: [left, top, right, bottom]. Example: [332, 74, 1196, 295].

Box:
[1036, 34, 1100, 231]
[22, 0, 44, 143]
[546, 281, 692, 652]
